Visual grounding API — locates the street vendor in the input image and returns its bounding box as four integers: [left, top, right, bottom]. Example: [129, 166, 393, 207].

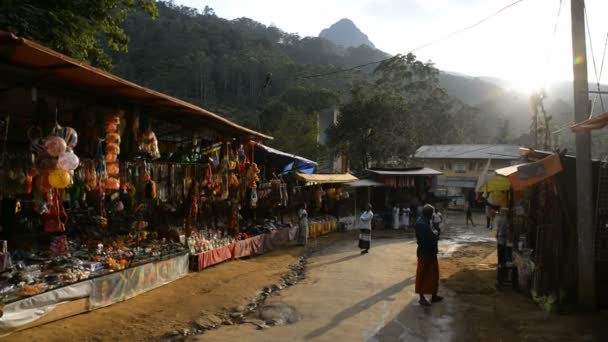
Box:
[358, 204, 373, 254]
[297, 203, 308, 246]
[496, 208, 512, 286]
[415, 204, 443, 306]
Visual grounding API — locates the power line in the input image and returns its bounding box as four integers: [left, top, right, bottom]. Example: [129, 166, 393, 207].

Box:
[542, 0, 563, 89]
[584, 6, 605, 114]
[276, 0, 526, 82]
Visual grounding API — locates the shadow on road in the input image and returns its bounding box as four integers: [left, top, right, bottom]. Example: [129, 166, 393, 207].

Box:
[304, 277, 415, 340]
[307, 253, 363, 269]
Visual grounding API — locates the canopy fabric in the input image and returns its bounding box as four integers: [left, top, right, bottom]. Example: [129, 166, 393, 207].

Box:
[253, 142, 317, 175]
[344, 179, 385, 188]
[282, 161, 316, 175]
[571, 111, 608, 131]
[296, 173, 358, 184]
[477, 174, 511, 192]
[0, 31, 271, 140]
[366, 167, 442, 176]
[494, 153, 563, 190]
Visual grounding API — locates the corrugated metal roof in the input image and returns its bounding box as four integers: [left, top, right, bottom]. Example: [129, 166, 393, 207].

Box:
[366, 167, 442, 176]
[415, 144, 520, 160]
[0, 31, 271, 140]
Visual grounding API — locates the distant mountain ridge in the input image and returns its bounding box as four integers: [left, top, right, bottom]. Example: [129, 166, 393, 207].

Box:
[319, 18, 375, 48]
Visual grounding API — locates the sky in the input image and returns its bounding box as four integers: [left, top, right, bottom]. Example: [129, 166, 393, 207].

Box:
[176, 0, 608, 92]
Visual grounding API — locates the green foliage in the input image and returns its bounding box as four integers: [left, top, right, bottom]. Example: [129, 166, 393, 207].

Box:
[267, 110, 322, 162]
[496, 118, 512, 144]
[259, 86, 338, 160]
[328, 54, 480, 171]
[0, 0, 158, 70]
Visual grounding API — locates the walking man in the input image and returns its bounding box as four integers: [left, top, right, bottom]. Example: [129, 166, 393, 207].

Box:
[465, 200, 475, 227]
[415, 204, 443, 306]
[358, 204, 373, 254]
[297, 203, 308, 246]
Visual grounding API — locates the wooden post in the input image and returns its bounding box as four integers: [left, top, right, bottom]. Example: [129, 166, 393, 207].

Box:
[571, 0, 596, 309]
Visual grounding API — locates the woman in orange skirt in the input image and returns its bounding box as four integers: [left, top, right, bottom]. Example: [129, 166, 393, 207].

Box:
[415, 205, 443, 306]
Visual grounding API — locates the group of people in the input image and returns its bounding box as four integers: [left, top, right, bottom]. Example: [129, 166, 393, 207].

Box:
[359, 203, 444, 306]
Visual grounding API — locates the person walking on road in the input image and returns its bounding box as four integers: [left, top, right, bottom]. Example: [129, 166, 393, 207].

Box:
[415, 204, 443, 306]
[465, 201, 475, 227]
[392, 204, 400, 229]
[297, 203, 309, 246]
[358, 204, 373, 254]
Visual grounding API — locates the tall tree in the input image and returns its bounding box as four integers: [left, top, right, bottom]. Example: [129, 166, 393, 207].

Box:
[328, 53, 479, 171]
[0, 0, 158, 70]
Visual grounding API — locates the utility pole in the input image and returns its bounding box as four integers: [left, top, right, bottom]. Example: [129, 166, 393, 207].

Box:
[571, 0, 596, 310]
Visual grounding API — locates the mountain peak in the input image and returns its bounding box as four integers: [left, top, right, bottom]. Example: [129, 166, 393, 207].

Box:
[319, 18, 375, 49]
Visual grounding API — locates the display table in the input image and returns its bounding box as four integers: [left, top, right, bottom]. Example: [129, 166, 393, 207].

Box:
[308, 216, 337, 238]
[191, 229, 291, 272]
[0, 252, 189, 336]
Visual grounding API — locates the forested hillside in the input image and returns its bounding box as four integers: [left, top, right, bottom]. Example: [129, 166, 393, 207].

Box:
[112, 1, 608, 161]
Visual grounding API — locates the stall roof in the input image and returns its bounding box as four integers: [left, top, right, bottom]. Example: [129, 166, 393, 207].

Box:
[415, 144, 520, 160]
[344, 179, 385, 188]
[571, 112, 608, 131]
[254, 142, 317, 166]
[0, 31, 271, 140]
[366, 167, 442, 176]
[296, 173, 358, 184]
[494, 153, 563, 190]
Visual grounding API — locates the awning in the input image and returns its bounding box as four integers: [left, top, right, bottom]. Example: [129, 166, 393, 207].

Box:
[437, 176, 477, 189]
[253, 142, 317, 175]
[296, 173, 358, 184]
[495, 153, 563, 190]
[476, 174, 511, 192]
[344, 179, 385, 188]
[0, 31, 271, 140]
[366, 167, 442, 176]
[571, 112, 608, 131]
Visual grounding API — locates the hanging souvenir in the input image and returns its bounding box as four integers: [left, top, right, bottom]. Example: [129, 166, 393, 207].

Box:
[45, 136, 67, 157]
[85, 162, 97, 191]
[144, 178, 157, 199]
[105, 153, 118, 163]
[48, 169, 71, 189]
[57, 151, 80, 171]
[35, 170, 52, 193]
[105, 133, 121, 145]
[42, 192, 67, 233]
[107, 163, 120, 177]
[105, 143, 120, 155]
[250, 188, 258, 207]
[140, 130, 160, 160]
[58, 126, 78, 149]
[104, 177, 120, 191]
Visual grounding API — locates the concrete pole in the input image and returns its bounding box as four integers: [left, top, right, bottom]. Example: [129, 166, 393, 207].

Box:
[571, 0, 596, 309]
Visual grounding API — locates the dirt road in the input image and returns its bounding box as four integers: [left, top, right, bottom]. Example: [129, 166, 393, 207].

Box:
[5, 213, 606, 341]
[197, 215, 607, 342]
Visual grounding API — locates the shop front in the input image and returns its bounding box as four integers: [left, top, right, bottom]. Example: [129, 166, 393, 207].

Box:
[0, 32, 288, 334]
[476, 150, 603, 310]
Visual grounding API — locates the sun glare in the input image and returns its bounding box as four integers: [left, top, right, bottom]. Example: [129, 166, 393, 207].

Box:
[506, 73, 552, 96]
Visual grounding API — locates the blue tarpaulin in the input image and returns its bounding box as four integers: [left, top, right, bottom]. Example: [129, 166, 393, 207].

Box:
[253, 142, 317, 175]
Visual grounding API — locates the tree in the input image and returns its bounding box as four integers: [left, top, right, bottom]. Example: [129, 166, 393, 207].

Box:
[495, 118, 511, 144]
[529, 90, 554, 150]
[0, 0, 158, 70]
[328, 53, 480, 171]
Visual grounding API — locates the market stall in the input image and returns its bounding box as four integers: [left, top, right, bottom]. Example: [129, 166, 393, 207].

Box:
[0, 32, 276, 334]
[476, 151, 595, 310]
[294, 173, 357, 238]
